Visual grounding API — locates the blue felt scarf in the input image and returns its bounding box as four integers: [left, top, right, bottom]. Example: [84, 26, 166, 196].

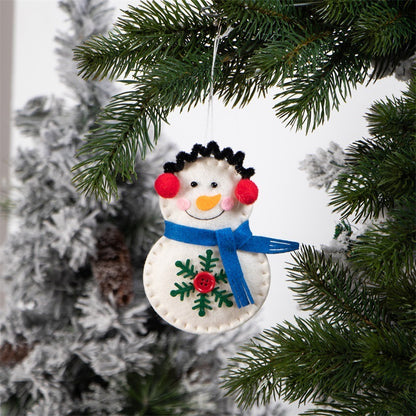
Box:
[164, 220, 299, 308]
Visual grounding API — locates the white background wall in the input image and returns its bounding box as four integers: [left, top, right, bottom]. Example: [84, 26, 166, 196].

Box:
[11, 1, 404, 414]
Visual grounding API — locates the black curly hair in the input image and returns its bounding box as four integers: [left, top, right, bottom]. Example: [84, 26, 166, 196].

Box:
[163, 141, 255, 179]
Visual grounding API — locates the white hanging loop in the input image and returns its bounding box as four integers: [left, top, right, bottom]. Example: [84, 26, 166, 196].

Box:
[204, 22, 233, 141]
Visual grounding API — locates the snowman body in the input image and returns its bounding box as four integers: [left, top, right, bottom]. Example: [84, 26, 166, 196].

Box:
[144, 155, 271, 334]
[144, 238, 270, 334]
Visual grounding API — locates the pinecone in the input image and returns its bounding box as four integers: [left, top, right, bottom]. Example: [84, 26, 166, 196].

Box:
[0, 338, 30, 366]
[92, 224, 134, 307]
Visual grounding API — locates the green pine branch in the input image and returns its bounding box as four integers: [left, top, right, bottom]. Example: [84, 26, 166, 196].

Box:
[222, 75, 416, 415]
[249, 28, 334, 86]
[74, 30, 135, 81]
[350, 196, 416, 283]
[71, 88, 165, 199]
[139, 55, 212, 112]
[72, 54, 212, 199]
[330, 126, 415, 223]
[74, 0, 216, 81]
[214, 0, 299, 39]
[222, 318, 363, 409]
[330, 77, 416, 222]
[273, 42, 370, 132]
[122, 357, 195, 415]
[379, 269, 416, 329]
[72, 0, 416, 198]
[287, 245, 383, 328]
[350, 2, 415, 57]
[315, 0, 370, 26]
[222, 317, 415, 414]
[367, 75, 416, 139]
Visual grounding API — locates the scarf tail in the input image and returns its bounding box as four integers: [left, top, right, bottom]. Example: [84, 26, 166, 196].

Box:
[215, 228, 255, 308]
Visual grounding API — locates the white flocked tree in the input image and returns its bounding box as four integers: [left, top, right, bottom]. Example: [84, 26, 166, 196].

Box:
[0, 1, 284, 415]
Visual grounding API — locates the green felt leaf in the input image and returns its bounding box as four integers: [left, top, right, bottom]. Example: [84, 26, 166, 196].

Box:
[212, 287, 234, 308]
[170, 282, 195, 301]
[192, 293, 212, 317]
[175, 259, 197, 279]
[215, 269, 228, 284]
[199, 249, 219, 272]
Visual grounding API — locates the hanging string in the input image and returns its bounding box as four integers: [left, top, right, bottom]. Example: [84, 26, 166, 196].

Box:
[204, 20, 233, 141]
[201, 2, 319, 140]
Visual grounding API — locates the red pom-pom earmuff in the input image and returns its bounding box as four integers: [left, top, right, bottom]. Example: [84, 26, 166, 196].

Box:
[155, 173, 180, 198]
[235, 179, 258, 205]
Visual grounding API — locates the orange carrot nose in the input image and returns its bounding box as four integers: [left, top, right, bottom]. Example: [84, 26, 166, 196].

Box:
[196, 194, 221, 211]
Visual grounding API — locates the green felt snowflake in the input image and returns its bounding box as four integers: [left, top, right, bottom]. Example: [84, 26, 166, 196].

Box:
[170, 249, 234, 317]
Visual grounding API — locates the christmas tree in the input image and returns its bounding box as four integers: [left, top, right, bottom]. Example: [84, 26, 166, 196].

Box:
[71, 0, 415, 199]
[0, 1, 283, 415]
[70, 1, 415, 415]
[223, 77, 416, 414]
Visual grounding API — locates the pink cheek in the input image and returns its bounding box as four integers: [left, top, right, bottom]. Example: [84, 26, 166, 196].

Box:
[176, 198, 191, 211]
[221, 197, 235, 211]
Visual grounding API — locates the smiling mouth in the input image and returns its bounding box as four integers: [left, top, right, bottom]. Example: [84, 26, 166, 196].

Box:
[185, 210, 225, 220]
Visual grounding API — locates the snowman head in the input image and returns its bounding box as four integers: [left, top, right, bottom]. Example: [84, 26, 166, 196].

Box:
[154, 141, 258, 230]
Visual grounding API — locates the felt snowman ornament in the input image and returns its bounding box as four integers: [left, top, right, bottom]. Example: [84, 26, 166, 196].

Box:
[144, 141, 298, 334]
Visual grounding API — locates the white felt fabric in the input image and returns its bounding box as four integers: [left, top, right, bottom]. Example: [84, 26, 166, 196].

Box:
[144, 239, 270, 334]
[144, 157, 270, 334]
[160, 158, 253, 229]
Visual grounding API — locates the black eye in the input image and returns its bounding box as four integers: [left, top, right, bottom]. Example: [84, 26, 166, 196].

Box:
[190, 181, 198, 187]
[211, 182, 218, 188]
